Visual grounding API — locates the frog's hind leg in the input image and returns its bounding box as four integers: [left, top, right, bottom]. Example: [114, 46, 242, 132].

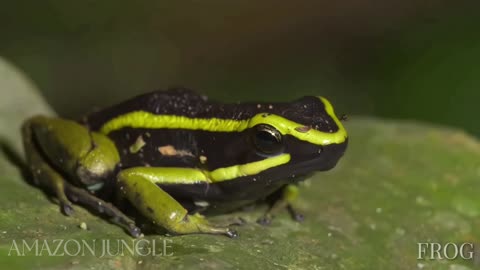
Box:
[22, 117, 75, 215]
[21, 116, 140, 237]
[117, 167, 238, 237]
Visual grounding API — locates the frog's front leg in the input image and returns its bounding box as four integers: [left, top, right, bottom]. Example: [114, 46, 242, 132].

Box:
[117, 167, 238, 238]
[21, 116, 141, 237]
[257, 184, 304, 225]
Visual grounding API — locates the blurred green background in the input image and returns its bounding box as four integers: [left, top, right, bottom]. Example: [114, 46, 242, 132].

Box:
[1, 1, 479, 136]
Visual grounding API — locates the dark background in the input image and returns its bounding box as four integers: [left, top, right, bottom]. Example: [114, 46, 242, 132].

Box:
[2, 1, 479, 136]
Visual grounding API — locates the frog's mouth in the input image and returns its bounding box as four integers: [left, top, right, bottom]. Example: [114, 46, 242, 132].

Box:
[288, 139, 348, 175]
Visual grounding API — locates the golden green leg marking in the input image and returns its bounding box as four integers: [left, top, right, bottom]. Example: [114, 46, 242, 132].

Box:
[257, 184, 304, 225]
[117, 168, 237, 237]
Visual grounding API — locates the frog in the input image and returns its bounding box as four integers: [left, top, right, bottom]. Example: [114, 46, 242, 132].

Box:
[21, 88, 348, 238]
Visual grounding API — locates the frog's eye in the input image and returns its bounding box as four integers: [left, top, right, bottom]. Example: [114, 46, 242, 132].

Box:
[252, 124, 284, 155]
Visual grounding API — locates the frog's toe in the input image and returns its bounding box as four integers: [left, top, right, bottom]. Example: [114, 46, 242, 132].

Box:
[60, 202, 75, 216]
[287, 205, 305, 223]
[256, 215, 272, 226]
[128, 226, 143, 238]
[225, 228, 238, 238]
[110, 215, 143, 238]
[292, 212, 305, 222]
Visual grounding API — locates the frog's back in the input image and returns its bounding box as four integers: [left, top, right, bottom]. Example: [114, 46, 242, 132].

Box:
[83, 88, 211, 130]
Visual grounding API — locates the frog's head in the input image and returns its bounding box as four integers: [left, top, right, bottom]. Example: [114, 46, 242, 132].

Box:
[245, 96, 348, 179]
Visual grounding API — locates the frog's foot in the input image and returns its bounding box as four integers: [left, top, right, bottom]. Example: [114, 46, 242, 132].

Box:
[26, 148, 76, 218]
[287, 205, 305, 223]
[60, 201, 75, 216]
[257, 184, 304, 226]
[185, 214, 238, 238]
[256, 214, 273, 226]
[64, 182, 142, 238]
[257, 205, 304, 225]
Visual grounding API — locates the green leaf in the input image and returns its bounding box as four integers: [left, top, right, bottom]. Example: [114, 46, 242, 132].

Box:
[1, 57, 479, 269]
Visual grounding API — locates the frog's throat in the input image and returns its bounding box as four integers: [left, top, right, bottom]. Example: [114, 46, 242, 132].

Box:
[99, 97, 347, 146]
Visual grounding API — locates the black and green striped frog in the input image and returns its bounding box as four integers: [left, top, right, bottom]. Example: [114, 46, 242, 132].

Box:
[21, 88, 348, 237]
